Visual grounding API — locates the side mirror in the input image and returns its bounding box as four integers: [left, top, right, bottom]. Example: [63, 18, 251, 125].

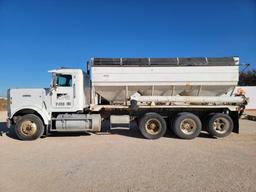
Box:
[50, 73, 58, 91]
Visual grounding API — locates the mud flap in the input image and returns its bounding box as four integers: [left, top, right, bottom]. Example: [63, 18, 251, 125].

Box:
[230, 111, 239, 134]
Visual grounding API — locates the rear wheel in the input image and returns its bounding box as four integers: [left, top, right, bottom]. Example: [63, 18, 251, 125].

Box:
[15, 114, 45, 140]
[172, 112, 202, 139]
[207, 113, 233, 138]
[139, 113, 167, 139]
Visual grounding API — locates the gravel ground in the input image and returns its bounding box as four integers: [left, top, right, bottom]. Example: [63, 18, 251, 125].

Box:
[0, 111, 256, 192]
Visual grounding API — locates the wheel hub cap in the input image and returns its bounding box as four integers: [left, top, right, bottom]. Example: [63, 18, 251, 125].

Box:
[145, 119, 161, 135]
[20, 120, 37, 136]
[213, 118, 228, 134]
[180, 119, 196, 135]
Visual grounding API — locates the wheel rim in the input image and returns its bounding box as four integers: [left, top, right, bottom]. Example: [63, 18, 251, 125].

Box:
[20, 120, 37, 136]
[145, 119, 161, 135]
[212, 117, 229, 134]
[180, 119, 197, 135]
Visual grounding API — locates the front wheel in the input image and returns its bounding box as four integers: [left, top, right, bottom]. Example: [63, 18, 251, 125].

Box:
[139, 113, 167, 139]
[15, 114, 45, 140]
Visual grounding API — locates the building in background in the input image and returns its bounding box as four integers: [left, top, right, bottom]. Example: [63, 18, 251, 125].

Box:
[235, 86, 256, 111]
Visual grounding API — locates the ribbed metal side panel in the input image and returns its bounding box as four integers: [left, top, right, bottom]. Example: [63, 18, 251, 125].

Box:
[91, 65, 239, 103]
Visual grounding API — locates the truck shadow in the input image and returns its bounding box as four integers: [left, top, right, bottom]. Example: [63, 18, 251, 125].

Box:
[109, 120, 215, 140]
[108, 121, 215, 140]
[47, 132, 91, 138]
[110, 128, 215, 140]
[107, 120, 144, 139]
[198, 132, 216, 139]
[0, 122, 18, 139]
[110, 128, 144, 139]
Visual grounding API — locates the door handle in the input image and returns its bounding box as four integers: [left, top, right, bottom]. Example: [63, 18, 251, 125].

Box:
[73, 84, 76, 98]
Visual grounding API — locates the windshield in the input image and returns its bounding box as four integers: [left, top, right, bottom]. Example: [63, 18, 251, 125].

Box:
[56, 74, 72, 87]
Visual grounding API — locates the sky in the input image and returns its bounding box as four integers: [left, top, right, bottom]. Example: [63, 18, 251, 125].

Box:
[0, 0, 255, 96]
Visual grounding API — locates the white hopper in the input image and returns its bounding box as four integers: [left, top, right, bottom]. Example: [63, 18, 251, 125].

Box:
[89, 57, 239, 104]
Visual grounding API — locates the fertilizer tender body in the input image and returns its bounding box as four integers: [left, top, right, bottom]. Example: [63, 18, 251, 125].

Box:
[7, 57, 247, 140]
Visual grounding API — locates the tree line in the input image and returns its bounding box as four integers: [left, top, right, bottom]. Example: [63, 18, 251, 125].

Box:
[239, 69, 256, 86]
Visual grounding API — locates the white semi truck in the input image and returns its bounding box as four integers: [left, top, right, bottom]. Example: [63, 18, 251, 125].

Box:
[7, 57, 247, 140]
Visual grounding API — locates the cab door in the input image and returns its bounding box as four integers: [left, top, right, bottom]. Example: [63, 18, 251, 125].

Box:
[51, 74, 74, 110]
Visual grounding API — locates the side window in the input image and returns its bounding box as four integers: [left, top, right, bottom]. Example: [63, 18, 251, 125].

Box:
[56, 74, 72, 87]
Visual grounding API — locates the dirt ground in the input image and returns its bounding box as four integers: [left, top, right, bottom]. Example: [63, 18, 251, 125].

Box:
[0, 111, 256, 192]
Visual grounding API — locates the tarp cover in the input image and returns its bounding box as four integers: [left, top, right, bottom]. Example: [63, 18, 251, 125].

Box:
[91, 57, 238, 66]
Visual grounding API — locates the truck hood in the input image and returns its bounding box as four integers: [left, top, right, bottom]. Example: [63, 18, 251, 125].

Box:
[8, 88, 47, 118]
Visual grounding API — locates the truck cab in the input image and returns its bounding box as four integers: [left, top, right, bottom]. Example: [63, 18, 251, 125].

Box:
[48, 69, 89, 112]
[7, 68, 96, 140]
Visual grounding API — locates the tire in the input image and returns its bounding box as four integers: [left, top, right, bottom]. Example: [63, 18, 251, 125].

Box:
[15, 114, 45, 140]
[139, 113, 167, 139]
[207, 113, 233, 138]
[172, 112, 202, 139]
